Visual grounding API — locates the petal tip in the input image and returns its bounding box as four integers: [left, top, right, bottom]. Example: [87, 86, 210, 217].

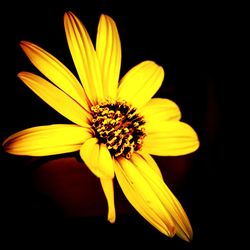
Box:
[107, 215, 116, 224]
[17, 71, 25, 78]
[20, 40, 33, 48]
[19, 40, 28, 50]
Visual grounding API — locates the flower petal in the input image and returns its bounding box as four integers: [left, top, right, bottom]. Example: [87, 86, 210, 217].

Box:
[100, 178, 116, 223]
[64, 12, 103, 104]
[96, 14, 121, 99]
[80, 138, 114, 178]
[3, 124, 92, 156]
[137, 151, 163, 179]
[144, 121, 199, 156]
[114, 157, 176, 237]
[18, 72, 91, 127]
[117, 61, 164, 108]
[139, 98, 181, 123]
[130, 153, 193, 241]
[20, 41, 90, 110]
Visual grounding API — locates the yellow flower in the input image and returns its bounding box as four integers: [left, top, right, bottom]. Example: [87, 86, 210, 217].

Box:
[3, 12, 199, 241]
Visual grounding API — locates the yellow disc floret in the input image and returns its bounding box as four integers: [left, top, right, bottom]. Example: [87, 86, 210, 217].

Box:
[91, 99, 146, 159]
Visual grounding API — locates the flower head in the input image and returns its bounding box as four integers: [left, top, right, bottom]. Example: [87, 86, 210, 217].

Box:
[3, 12, 199, 241]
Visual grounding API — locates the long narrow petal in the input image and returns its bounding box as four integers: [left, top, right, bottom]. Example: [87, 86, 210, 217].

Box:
[138, 151, 163, 179]
[18, 72, 91, 127]
[20, 41, 90, 110]
[3, 124, 92, 156]
[80, 138, 114, 178]
[130, 153, 193, 241]
[144, 121, 199, 156]
[96, 14, 121, 99]
[139, 98, 181, 123]
[117, 61, 164, 108]
[114, 157, 176, 237]
[64, 12, 103, 104]
[100, 178, 116, 223]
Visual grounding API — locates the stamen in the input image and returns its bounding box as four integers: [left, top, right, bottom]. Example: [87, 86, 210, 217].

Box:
[91, 99, 146, 159]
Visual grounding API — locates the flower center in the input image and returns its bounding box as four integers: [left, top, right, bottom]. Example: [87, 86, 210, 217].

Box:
[91, 99, 146, 159]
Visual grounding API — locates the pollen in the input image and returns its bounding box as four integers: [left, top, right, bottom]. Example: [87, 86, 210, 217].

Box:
[91, 99, 146, 159]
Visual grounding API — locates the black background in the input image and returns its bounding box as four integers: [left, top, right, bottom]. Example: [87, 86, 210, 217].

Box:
[0, 0, 243, 249]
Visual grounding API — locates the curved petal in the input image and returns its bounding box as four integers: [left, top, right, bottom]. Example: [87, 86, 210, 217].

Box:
[144, 121, 199, 156]
[130, 153, 193, 241]
[18, 72, 92, 127]
[139, 98, 181, 123]
[114, 157, 176, 237]
[96, 14, 121, 99]
[100, 178, 116, 223]
[137, 151, 163, 179]
[80, 138, 114, 178]
[20, 41, 90, 110]
[3, 124, 92, 156]
[64, 12, 103, 104]
[117, 61, 164, 108]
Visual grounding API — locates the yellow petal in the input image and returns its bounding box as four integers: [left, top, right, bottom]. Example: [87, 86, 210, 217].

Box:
[114, 157, 176, 237]
[3, 124, 92, 156]
[20, 41, 90, 110]
[96, 14, 121, 99]
[117, 61, 164, 108]
[130, 153, 193, 241]
[64, 12, 103, 104]
[139, 98, 181, 122]
[137, 151, 163, 179]
[144, 121, 199, 156]
[80, 138, 114, 178]
[100, 178, 116, 223]
[18, 72, 91, 127]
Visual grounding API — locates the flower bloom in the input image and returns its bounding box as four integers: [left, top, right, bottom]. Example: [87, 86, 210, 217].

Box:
[3, 12, 199, 241]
